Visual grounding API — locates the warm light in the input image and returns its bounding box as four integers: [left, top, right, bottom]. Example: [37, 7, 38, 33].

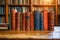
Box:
[44, 0, 52, 4]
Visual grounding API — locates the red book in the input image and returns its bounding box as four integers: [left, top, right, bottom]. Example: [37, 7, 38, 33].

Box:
[15, 12, 20, 31]
[48, 12, 54, 31]
[25, 12, 30, 31]
[11, 9, 17, 31]
[22, 13, 26, 31]
[30, 13, 34, 31]
[43, 10, 48, 30]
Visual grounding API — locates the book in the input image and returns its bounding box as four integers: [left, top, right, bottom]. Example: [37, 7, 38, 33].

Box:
[25, 12, 30, 31]
[20, 13, 22, 31]
[34, 10, 41, 30]
[15, 12, 20, 31]
[0, 7, 4, 15]
[11, 9, 17, 31]
[22, 13, 26, 31]
[0, 0, 5, 4]
[43, 10, 48, 30]
[30, 13, 34, 31]
[48, 12, 54, 31]
[0, 17, 2, 23]
[2, 17, 5, 23]
[41, 11, 44, 30]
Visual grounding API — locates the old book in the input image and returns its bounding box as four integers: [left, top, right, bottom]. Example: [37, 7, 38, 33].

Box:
[15, 12, 20, 31]
[43, 10, 48, 30]
[11, 9, 17, 31]
[34, 10, 41, 30]
[30, 13, 34, 31]
[48, 12, 54, 31]
[25, 12, 30, 31]
[22, 13, 26, 31]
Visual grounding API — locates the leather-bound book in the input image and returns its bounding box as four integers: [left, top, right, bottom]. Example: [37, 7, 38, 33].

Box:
[48, 12, 54, 31]
[11, 9, 17, 31]
[30, 13, 34, 31]
[15, 12, 20, 31]
[22, 13, 26, 31]
[25, 12, 30, 31]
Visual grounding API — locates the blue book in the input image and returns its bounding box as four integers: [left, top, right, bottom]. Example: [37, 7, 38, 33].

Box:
[40, 11, 44, 30]
[0, 17, 2, 23]
[34, 10, 41, 30]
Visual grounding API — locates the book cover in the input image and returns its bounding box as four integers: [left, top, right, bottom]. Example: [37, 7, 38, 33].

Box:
[34, 10, 41, 30]
[30, 13, 34, 31]
[22, 13, 26, 31]
[11, 9, 17, 31]
[25, 12, 30, 31]
[15, 12, 20, 31]
[48, 12, 54, 31]
[43, 10, 48, 30]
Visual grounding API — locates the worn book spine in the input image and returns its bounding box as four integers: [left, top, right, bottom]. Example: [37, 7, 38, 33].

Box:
[34, 10, 40, 30]
[22, 13, 26, 31]
[43, 10, 48, 30]
[25, 12, 30, 31]
[48, 12, 54, 31]
[30, 13, 34, 31]
[11, 9, 17, 31]
[15, 12, 20, 31]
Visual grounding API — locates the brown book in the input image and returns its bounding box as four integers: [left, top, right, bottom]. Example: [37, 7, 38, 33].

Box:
[30, 13, 34, 31]
[22, 13, 26, 31]
[15, 12, 20, 31]
[2, 17, 5, 23]
[48, 12, 54, 31]
[43, 10, 48, 30]
[25, 12, 30, 31]
[20, 13, 22, 31]
[11, 9, 17, 31]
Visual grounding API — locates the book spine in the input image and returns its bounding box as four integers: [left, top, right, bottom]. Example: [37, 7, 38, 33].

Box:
[30, 13, 34, 31]
[15, 12, 20, 31]
[22, 13, 26, 31]
[11, 9, 17, 31]
[34, 11, 40, 30]
[0, 17, 2, 23]
[18, 0, 20, 4]
[25, 12, 30, 31]
[43, 10, 48, 30]
[48, 12, 54, 31]
[41, 12, 44, 30]
[2, 17, 5, 23]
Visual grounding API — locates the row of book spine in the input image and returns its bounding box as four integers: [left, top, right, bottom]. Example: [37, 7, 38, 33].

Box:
[33, 0, 55, 5]
[10, 9, 54, 31]
[8, 0, 29, 5]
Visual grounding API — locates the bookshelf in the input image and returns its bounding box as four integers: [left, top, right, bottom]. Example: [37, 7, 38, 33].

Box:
[0, 0, 59, 30]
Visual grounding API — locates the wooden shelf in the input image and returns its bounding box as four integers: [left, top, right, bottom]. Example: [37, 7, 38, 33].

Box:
[8, 4, 30, 7]
[33, 4, 55, 7]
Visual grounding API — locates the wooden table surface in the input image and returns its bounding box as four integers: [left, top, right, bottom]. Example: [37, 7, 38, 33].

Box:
[0, 27, 60, 39]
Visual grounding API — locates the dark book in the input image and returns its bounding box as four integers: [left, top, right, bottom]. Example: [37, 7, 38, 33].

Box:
[11, 9, 17, 31]
[15, 12, 20, 31]
[22, 13, 26, 31]
[43, 10, 48, 30]
[25, 12, 30, 31]
[48, 12, 54, 31]
[34, 10, 41, 30]
[30, 13, 34, 31]
[41, 11, 44, 30]
[20, 13, 22, 31]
